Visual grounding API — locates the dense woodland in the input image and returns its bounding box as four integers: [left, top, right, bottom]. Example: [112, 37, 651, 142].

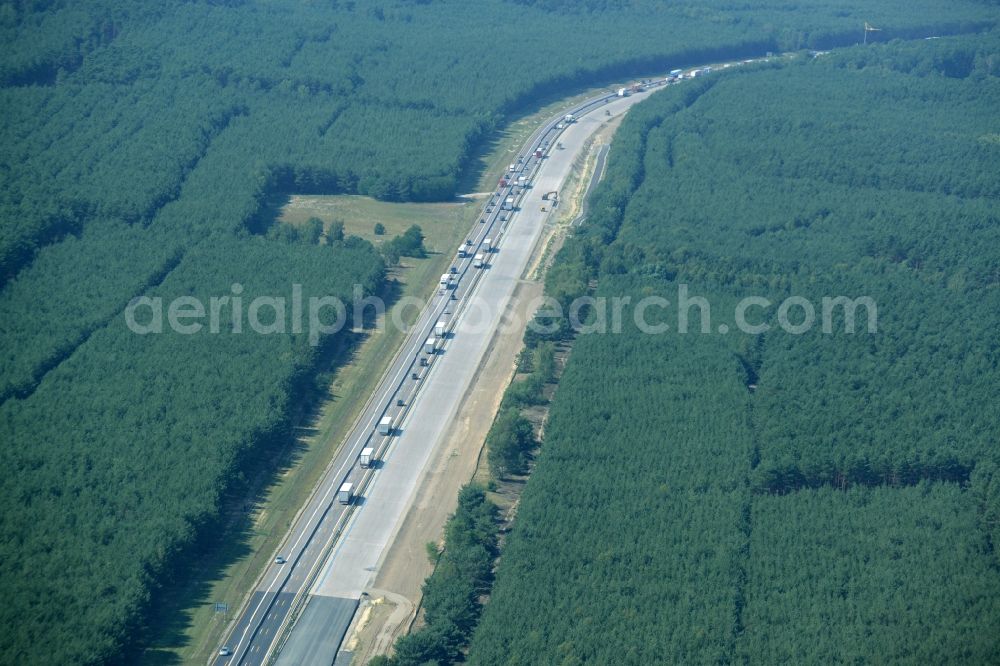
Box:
[2, 0, 994, 281]
[1, 1, 998, 663]
[371, 485, 499, 666]
[466, 33, 1000, 664]
[1, 237, 385, 664]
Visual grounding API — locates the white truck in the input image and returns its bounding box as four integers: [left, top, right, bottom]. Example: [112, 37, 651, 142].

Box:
[563, 113, 575, 123]
[435, 321, 446, 338]
[474, 253, 485, 268]
[378, 414, 394, 435]
[439, 273, 451, 289]
[338, 482, 353, 504]
[424, 337, 437, 354]
[483, 237, 493, 253]
[360, 447, 375, 469]
[617, 87, 628, 97]
[517, 175, 528, 189]
[503, 196, 515, 211]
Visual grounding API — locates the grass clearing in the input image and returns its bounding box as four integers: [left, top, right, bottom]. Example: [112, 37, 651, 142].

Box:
[277, 194, 480, 250]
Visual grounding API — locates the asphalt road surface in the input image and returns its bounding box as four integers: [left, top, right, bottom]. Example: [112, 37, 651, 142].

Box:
[211, 63, 737, 665]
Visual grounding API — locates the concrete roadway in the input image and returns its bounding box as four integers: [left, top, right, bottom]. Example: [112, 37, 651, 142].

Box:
[212, 65, 718, 666]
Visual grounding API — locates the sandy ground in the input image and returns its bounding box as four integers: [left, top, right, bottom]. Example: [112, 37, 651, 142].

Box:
[342, 589, 414, 661]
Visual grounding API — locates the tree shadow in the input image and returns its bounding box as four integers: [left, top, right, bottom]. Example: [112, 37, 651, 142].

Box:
[248, 192, 292, 235]
[127, 275, 409, 664]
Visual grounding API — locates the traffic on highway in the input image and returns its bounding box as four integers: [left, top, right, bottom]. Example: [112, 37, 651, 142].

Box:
[212, 62, 740, 665]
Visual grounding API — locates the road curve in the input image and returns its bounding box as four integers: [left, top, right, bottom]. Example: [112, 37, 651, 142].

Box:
[210, 60, 746, 666]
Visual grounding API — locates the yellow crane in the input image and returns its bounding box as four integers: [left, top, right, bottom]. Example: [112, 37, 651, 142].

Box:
[863, 21, 881, 45]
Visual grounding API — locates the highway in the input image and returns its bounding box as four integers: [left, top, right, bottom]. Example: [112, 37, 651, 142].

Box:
[211, 63, 731, 665]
